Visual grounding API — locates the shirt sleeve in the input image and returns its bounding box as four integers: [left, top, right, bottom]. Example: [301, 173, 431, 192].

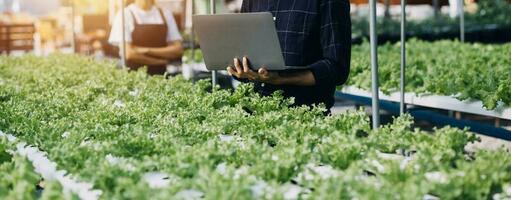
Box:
[308, 0, 351, 86]
[108, 8, 135, 46]
[164, 10, 183, 42]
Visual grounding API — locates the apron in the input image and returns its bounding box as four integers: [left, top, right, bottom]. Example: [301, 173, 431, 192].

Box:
[126, 7, 169, 75]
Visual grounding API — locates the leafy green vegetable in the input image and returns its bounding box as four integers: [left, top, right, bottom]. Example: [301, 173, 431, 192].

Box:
[352, 0, 511, 40]
[0, 138, 65, 199]
[349, 39, 511, 109]
[0, 54, 509, 199]
[183, 49, 204, 64]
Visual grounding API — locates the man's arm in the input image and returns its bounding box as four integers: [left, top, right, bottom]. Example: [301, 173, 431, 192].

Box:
[125, 43, 168, 66]
[227, 57, 316, 86]
[142, 41, 184, 61]
[277, 71, 316, 86]
[308, 0, 351, 86]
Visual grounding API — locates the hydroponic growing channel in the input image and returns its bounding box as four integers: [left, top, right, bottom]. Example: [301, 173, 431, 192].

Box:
[1, 55, 511, 199]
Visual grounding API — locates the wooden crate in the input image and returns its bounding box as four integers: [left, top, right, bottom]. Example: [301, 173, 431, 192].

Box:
[0, 23, 35, 55]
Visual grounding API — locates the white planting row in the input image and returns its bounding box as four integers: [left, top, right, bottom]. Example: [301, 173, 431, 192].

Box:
[0, 130, 102, 200]
[341, 86, 511, 120]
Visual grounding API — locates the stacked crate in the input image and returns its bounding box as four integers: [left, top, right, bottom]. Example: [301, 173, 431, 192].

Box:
[0, 23, 35, 55]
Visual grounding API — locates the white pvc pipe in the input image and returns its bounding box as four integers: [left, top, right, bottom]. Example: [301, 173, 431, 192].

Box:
[0, 131, 102, 200]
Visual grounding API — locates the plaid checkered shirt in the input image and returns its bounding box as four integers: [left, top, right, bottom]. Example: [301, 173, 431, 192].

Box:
[241, 0, 351, 110]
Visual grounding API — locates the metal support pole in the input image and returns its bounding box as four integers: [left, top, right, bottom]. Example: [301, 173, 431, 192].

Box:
[369, 0, 380, 129]
[400, 0, 407, 114]
[433, 0, 440, 17]
[384, 0, 391, 18]
[121, 0, 127, 67]
[210, 0, 218, 87]
[71, 0, 76, 53]
[458, 0, 465, 42]
[191, 0, 195, 65]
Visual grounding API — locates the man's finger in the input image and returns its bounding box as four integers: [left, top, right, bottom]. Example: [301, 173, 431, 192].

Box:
[258, 68, 269, 78]
[242, 57, 251, 73]
[227, 68, 240, 78]
[228, 66, 244, 79]
[228, 65, 239, 73]
[258, 68, 268, 75]
[234, 58, 243, 74]
[246, 72, 258, 80]
[227, 66, 235, 76]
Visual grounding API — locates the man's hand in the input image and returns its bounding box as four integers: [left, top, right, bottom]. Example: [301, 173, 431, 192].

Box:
[226, 57, 281, 85]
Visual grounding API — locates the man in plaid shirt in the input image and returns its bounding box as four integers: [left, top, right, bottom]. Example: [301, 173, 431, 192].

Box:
[227, 0, 351, 113]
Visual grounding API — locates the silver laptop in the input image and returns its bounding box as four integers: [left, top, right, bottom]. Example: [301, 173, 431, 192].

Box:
[193, 12, 306, 71]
